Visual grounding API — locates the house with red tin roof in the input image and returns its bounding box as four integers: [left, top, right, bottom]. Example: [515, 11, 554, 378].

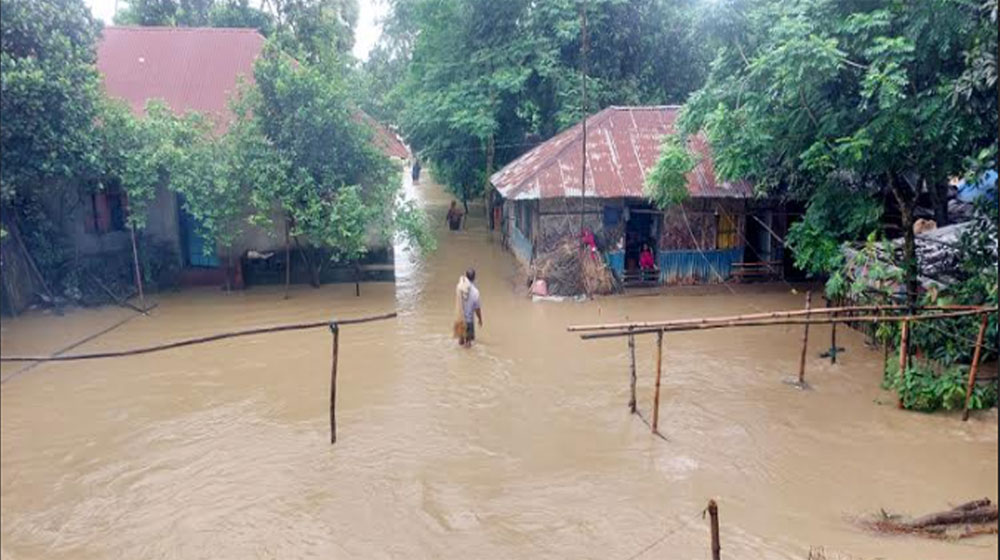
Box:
[62, 26, 406, 288]
[490, 106, 786, 286]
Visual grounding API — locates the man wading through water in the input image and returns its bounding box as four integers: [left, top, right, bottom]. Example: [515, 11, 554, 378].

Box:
[454, 269, 482, 347]
[446, 200, 463, 231]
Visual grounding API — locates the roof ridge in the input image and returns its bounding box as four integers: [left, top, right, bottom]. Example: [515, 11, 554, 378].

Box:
[105, 26, 264, 34]
[609, 105, 682, 111]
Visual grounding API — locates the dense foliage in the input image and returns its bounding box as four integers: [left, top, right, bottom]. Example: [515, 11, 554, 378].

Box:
[2, 0, 429, 304]
[644, 136, 695, 209]
[663, 0, 997, 307]
[115, 0, 356, 64]
[0, 0, 102, 203]
[229, 43, 428, 284]
[371, 0, 712, 203]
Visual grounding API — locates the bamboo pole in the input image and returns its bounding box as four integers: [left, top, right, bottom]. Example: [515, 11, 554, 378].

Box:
[707, 499, 721, 560]
[575, 307, 997, 340]
[2, 311, 397, 362]
[87, 271, 148, 315]
[897, 320, 909, 409]
[652, 330, 663, 434]
[284, 220, 291, 299]
[330, 321, 339, 444]
[129, 223, 145, 309]
[627, 330, 637, 414]
[354, 263, 360, 297]
[1, 303, 158, 384]
[798, 291, 812, 385]
[11, 219, 54, 301]
[829, 296, 838, 364]
[962, 313, 990, 421]
[567, 304, 978, 332]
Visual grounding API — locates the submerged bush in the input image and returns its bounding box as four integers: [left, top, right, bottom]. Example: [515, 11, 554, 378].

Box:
[883, 357, 998, 413]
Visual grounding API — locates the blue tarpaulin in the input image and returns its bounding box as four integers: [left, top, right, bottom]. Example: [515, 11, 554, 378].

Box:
[956, 169, 997, 204]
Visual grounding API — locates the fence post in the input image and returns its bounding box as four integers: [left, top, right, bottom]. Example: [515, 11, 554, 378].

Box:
[329, 321, 340, 444]
[829, 299, 838, 364]
[652, 330, 663, 434]
[797, 291, 812, 385]
[897, 320, 909, 409]
[628, 329, 637, 414]
[707, 499, 721, 560]
[962, 313, 990, 421]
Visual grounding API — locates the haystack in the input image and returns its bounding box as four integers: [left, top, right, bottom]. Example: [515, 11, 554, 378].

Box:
[531, 238, 616, 296]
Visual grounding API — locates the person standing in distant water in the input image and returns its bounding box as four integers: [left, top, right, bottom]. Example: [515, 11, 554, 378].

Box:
[446, 200, 464, 231]
[412, 159, 421, 183]
[453, 268, 482, 347]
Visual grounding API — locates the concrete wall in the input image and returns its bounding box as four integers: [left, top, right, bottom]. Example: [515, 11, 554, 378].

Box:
[49, 182, 182, 263]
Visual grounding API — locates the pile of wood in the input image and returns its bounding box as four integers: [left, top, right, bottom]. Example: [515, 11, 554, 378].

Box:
[531, 237, 616, 296]
[863, 498, 998, 539]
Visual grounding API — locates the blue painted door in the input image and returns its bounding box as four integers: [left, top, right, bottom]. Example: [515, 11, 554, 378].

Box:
[178, 196, 220, 268]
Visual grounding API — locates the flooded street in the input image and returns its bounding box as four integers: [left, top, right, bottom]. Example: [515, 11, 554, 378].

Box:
[2, 175, 997, 559]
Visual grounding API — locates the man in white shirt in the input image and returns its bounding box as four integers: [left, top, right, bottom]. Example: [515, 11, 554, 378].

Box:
[460, 268, 482, 347]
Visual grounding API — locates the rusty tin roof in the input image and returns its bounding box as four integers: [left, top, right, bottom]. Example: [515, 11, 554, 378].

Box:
[490, 106, 752, 201]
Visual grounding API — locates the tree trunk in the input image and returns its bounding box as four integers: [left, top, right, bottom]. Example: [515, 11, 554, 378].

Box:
[900, 201, 919, 309]
[928, 180, 949, 226]
[889, 175, 920, 309]
[308, 247, 322, 288]
[284, 218, 291, 299]
[225, 248, 233, 292]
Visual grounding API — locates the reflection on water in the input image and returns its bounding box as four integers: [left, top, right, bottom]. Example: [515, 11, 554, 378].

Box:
[1, 174, 997, 560]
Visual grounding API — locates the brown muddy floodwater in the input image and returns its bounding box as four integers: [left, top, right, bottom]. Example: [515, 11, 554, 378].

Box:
[2, 175, 997, 560]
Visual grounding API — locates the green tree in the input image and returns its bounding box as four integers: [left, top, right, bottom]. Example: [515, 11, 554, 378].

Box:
[233, 43, 427, 286]
[209, 0, 275, 35]
[382, 0, 711, 207]
[117, 0, 274, 32]
[644, 136, 696, 209]
[669, 0, 998, 306]
[1, 0, 102, 203]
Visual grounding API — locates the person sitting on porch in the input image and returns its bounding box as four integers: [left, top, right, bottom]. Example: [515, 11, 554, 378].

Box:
[581, 228, 598, 260]
[639, 244, 656, 271]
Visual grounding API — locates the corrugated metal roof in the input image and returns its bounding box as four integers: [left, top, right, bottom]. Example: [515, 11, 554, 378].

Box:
[358, 112, 411, 160]
[96, 27, 410, 160]
[97, 26, 265, 133]
[490, 106, 752, 201]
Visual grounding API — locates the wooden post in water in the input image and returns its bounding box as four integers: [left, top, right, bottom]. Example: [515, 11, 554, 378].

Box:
[962, 313, 990, 421]
[284, 220, 291, 300]
[652, 330, 663, 434]
[829, 299, 837, 364]
[129, 223, 146, 309]
[329, 321, 340, 444]
[797, 291, 812, 385]
[897, 320, 909, 409]
[707, 499, 721, 560]
[354, 263, 361, 297]
[627, 329, 637, 413]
